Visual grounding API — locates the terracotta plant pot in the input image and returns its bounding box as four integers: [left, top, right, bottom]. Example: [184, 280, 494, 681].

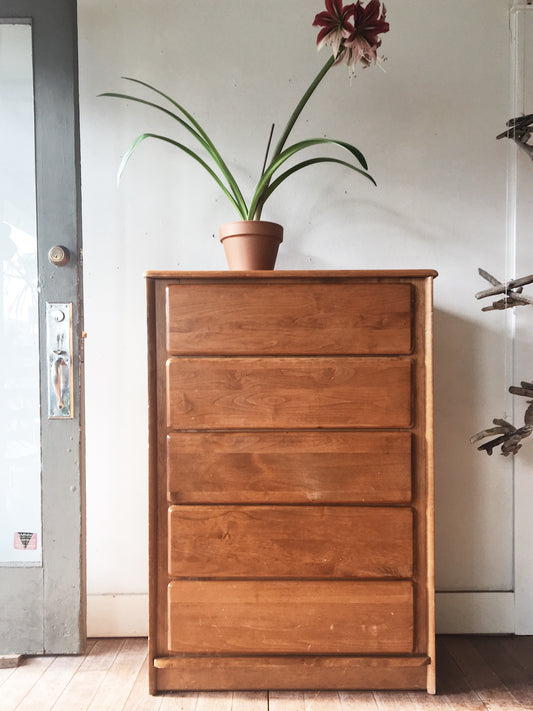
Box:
[219, 220, 283, 270]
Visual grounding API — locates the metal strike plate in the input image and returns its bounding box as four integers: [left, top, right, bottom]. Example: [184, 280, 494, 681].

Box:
[46, 303, 74, 418]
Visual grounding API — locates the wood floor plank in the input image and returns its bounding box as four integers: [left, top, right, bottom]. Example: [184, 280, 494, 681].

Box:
[85, 638, 147, 711]
[406, 690, 453, 710]
[433, 639, 486, 709]
[444, 636, 525, 710]
[231, 691, 269, 710]
[52, 669, 113, 711]
[500, 635, 533, 677]
[0, 665, 17, 687]
[194, 692, 235, 710]
[158, 692, 199, 710]
[52, 639, 125, 711]
[303, 691, 343, 709]
[373, 690, 416, 709]
[471, 636, 533, 708]
[0, 655, 55, 711]
[14, 652, 91, 711]
[122, 655, 162, 710]
[178, 691, 268, 711]
[268, 691, 306, 711]
[79, 638, 123, 671]
[338, 691, 379, 710]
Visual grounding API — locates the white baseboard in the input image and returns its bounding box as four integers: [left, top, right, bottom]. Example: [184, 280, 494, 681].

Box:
[87, 593, 148, 637]
[436, 591, 514, 634]
[87, 591, 515, 638]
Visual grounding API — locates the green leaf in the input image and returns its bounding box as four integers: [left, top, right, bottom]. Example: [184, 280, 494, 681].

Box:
[260, 156, 376, 205]
[100, 92, 207, 149]
[248, 138, 371, 218]
[118, 133, 247, 219]
[121, 77, 212, 144]
[117, 78, 248, 216]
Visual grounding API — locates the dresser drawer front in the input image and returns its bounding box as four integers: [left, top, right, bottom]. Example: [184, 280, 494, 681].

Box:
[168, 506, 413, 579]
[167, 580, 414, 654]
[167, 431, 412, 504]
[166, 282, 413, 355]
[166, 357, 412, 429]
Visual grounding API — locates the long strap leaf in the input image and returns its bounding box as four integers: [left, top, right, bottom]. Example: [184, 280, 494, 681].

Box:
[248, 138, 370, 218]
[260, 157, 376, 205]
[120, 77, 248, 215]
[119, 133, 247, 219]
[100, 92, 207, 149]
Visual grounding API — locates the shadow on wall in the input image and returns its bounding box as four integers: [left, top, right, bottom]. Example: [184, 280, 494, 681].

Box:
[433, 307, 513, 591]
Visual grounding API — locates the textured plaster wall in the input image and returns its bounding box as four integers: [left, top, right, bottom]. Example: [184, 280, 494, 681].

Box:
[77, 0, 514, 602]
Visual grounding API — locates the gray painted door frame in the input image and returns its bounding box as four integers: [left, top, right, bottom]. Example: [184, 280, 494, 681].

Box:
[0, 0, 85, 654]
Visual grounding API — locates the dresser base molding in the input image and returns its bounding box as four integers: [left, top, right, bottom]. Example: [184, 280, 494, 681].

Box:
[153, 655, 432, 692]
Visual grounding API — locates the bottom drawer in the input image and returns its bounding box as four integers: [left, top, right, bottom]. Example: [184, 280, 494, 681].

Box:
[168, 580, 413, 655]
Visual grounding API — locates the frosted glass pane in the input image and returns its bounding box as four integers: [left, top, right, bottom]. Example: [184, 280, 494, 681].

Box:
[0, 24, 41, 565]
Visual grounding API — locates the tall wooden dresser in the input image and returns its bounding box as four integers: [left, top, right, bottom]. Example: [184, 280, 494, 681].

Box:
[146, 270, 437, 694]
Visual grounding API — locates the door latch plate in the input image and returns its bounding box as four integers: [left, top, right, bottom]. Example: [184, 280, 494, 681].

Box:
[46, 302, 74, 418]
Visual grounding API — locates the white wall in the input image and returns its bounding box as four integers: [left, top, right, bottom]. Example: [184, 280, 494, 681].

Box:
[77, 0, 516, 633]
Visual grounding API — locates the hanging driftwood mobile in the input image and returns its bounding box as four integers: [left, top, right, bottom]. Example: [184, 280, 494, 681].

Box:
[472, 269, 533, 455]
[470, 116, 533, 455]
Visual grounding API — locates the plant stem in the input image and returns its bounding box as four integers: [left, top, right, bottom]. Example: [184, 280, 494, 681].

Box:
[252, 53, 336, 219]
[261, 123, 276, 177]
[271, 54, 335, 160]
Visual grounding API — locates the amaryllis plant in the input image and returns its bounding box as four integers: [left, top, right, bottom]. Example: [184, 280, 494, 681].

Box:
[101, 0, 389, 221]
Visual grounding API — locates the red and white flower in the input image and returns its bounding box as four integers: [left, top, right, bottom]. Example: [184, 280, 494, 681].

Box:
[314, 0, 389, 74]
[343, 0, 389, 72]
[313, 0, 355, 56]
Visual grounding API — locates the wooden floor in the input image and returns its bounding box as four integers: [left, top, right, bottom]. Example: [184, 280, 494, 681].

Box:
[2, 636, 533, 710]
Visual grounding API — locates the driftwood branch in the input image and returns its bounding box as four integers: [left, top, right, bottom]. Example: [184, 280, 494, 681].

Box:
[475, 269, 533, 311]
[471, 383, 533, 456]
[476, 273, 533, 300]
[496, 113, 533, 161]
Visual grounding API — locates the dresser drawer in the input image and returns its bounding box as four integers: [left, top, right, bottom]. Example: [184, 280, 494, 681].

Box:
[167, 431, 413, 504]
[168, 505, 413, 579]
[166, 282, 413, 355]
[167, 580, 414, 655]
[166, 357, 412, 429]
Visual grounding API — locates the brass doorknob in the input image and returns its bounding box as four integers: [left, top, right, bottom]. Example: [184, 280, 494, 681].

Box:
[48, 245, 70, 266]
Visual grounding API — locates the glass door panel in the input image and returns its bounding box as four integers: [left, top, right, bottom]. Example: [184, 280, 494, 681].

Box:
[0, 23, 41, 565]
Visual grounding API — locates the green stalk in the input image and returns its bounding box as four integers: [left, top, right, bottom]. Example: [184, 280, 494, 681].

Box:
[271, 54, 336, 159]
[253, 54, 336, 219]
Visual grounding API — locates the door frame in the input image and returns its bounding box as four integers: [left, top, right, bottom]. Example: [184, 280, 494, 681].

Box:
[511, 0, 533, 635]
[0, 0, 85, 654]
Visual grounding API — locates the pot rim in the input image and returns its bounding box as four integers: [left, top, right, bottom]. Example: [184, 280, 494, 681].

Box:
[219, 220, 284, 242]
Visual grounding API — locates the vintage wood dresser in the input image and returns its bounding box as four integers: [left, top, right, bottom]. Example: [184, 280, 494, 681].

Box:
[146, 270, 437, 694]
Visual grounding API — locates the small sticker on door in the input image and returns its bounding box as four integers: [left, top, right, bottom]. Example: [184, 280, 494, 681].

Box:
[14, 532, 37, 550]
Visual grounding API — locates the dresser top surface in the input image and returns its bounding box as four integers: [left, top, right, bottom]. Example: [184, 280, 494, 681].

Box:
[144, 269, 438, 280]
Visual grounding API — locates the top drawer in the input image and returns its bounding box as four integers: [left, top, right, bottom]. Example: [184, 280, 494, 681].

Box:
[166, 282, 413, 355]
